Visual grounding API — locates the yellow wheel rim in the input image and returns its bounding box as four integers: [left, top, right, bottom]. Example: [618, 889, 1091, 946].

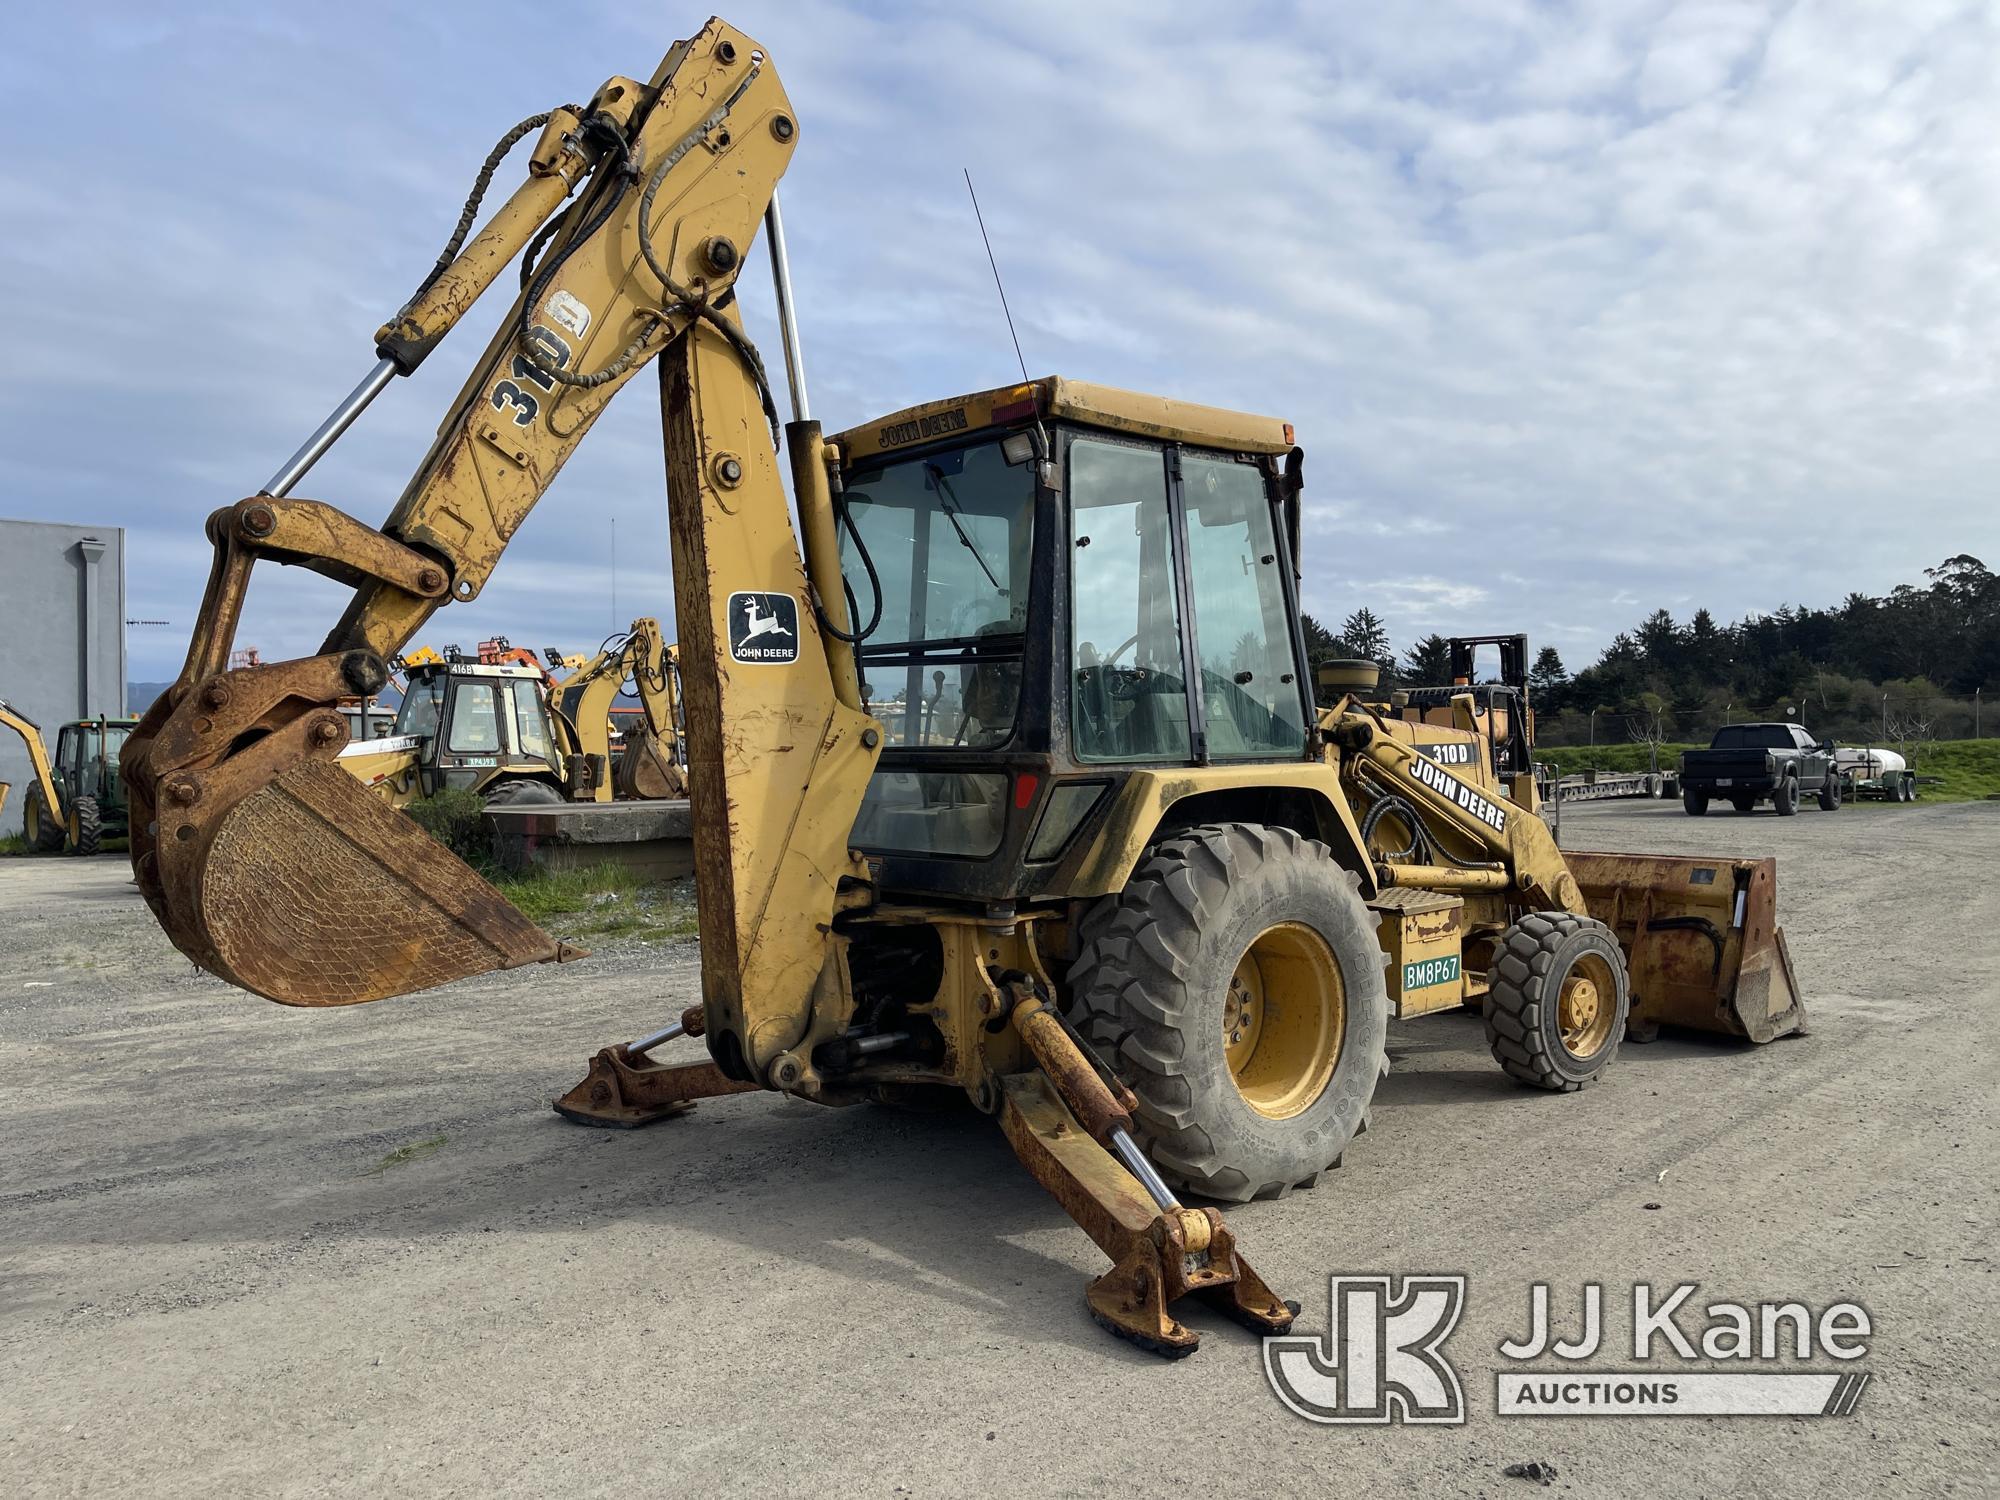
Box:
[1557, 953, 1617, 1058]
[24, 798, 40, 844]
[1224, 922, 1345, 1120]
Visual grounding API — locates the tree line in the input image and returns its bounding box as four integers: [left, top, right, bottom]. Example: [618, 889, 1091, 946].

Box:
[1303, 554, 1998, 747]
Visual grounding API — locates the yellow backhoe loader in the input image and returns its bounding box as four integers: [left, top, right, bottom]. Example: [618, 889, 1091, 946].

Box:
[553, 617, 687, 799]
[336, 655, 579, 808]
[122, 18, 1804, 1358]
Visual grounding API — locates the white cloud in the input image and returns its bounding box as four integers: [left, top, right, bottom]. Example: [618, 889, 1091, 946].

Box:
[2, 0, 1996, 686]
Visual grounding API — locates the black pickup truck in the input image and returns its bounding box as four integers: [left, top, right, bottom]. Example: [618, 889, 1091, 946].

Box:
[1680, 723, 1838, 816]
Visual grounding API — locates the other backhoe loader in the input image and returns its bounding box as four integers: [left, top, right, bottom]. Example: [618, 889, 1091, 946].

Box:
[123, 17, 1804, 1357]
[553, 617, 687, 799]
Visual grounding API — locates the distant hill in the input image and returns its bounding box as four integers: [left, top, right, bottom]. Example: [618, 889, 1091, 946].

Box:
[127, 681, 174, 714]
[127, 680, 403, 713]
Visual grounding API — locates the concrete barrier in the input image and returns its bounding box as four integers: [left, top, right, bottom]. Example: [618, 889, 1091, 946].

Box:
[483, 799, 694, 878]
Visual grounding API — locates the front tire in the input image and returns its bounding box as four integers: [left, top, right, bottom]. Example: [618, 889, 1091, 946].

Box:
[1068, 822, 1390, 1203]
[1485, 913, 1629, 1091]
[1682, 790, 1708, 816]
[1818, 774, 1841, 812]
[67, 794, 102, 856]
[1772, 775, 1798, 816]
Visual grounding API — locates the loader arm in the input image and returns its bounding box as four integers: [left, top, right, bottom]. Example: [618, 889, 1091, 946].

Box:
[0, 699, 64, 829]
[123, 20, 880, 1077]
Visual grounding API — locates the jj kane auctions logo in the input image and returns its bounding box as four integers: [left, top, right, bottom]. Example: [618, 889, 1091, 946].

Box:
[1266, 1276, 1872, 1423]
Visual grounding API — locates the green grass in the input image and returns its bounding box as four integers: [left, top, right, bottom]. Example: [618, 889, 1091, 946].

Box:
[0, 833, 26, 856]
[487, 862, 701, 944]
[399, 786, 699, 943]
[1539, 737, 2000, 803]
[1892, 738, 2000, 802]
[1537, 743, 1694, 776]
[369, 1136, 447, 1175]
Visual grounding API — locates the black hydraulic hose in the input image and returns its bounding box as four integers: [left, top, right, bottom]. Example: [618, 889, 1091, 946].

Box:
[817, 488, 884, 645]
[1360, 793, 1427, 863]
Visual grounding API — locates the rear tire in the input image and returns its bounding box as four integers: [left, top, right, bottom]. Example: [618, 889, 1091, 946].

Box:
[1903, 775, 1918, 803]
[482, 780, 564, 808]
[23, 787, 64, 853]
[1681, 790, 1708, 816]
[67, 794, 101, 856]
[1817, 774, 1840, 812]
[1485, 913, 1629, 1092]
[1772, 775, 1798, 816]
[1731, 795, 1756, 813]
[1068, 822, 1390, 1203]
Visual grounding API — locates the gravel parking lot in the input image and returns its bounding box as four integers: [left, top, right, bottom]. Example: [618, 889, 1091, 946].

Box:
[2, 798, 1995, 1498]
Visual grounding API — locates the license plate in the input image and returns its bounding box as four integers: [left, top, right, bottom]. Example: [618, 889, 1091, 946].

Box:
[1716, 778, 1733, 787]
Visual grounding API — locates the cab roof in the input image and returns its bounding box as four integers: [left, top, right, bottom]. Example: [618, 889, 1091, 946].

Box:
[832, 377, 1294, 465]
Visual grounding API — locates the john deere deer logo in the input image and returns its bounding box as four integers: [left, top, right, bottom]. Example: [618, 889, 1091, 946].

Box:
[727, 591, 800, 664]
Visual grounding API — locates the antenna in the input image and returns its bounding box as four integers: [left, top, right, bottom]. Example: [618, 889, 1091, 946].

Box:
[964, 169, 1030, 385]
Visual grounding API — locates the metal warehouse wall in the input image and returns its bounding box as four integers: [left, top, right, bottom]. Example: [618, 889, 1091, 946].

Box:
[0, 520, 127, 838]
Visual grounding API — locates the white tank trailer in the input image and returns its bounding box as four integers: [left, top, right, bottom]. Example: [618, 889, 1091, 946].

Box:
[1834, 747, 1918, 803]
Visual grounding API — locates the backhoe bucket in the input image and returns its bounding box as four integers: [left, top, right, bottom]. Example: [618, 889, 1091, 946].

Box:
[130, 727, 570, 1007]
[611, 730, 687, 800]
[1564, 850, 1807, 1043]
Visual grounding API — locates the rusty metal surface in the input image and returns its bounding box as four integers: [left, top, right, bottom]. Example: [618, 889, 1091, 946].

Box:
[554, 1048, 757, 1128]
[1012, 994, 1127, 1142]
[998, 1072, 1295, 1358]
[611, 730, 687, 799]
[1567, 849, 1807, 1042]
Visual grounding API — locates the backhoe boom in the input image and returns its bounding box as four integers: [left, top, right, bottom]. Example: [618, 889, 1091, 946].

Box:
[122, 19, 878, 1057]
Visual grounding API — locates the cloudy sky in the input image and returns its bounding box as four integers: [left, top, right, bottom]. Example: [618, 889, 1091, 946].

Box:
[4, 0, 1997, 685]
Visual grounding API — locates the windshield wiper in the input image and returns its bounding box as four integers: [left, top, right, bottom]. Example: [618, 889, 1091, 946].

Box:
[924, 462, 1004, 594]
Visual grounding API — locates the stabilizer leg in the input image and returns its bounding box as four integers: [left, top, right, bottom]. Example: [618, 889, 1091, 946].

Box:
[554, 1006, 758, 1127]
[998, 991, 1295, 1358]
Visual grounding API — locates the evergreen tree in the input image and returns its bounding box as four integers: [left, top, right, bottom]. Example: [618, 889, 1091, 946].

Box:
[1338, 607, 1391, 664]
[1402, 633, 1453, 684]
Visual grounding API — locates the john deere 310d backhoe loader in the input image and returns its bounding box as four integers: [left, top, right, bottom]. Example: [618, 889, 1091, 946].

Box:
[123, 17, 1805, 1358]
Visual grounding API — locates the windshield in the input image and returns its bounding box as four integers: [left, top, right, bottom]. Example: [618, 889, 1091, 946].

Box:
[395, 674, 446, 739]
[840, 437, 1035, 749]
[1712, 725, 1795, 749]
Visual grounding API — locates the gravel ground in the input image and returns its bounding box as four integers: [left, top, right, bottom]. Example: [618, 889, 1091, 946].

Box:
[2, 798, 1995, 1497]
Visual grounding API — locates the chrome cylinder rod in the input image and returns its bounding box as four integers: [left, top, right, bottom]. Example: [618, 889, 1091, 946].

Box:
[763, 188, 810, 424]
[625, 1019, 686, 1058]
[259, 356, 399, 498]
[1110, 1127, 1181, 1213]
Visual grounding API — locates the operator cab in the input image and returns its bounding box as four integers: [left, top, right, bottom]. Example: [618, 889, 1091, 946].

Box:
[391, 660, 563, 795]
[833, 378, 1312, 906]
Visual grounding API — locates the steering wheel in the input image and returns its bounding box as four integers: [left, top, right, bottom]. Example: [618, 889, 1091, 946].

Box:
[1106, 632, 1140, 665]
[1103, 665, 1154, 701]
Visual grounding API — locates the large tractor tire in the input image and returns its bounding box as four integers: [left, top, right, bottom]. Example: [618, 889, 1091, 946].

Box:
[22, 786, 64, 853]
[1772, 774, 1798, 816]
[1485, 913, 1629, 1092]
[482, 780, 564, 808]
[1681, 789, 1708, 816]
[67, 795, 102, 856]
[1068, 822, 1390, 1203]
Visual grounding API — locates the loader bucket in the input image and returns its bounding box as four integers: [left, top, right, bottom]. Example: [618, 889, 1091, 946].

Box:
[130, 731, 570, 1007]
[1564, 850, 1807, 1043]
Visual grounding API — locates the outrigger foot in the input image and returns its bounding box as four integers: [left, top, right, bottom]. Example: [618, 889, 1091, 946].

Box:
[554, 1006, 757, 1127]
[998, 988, 1296, 1359]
